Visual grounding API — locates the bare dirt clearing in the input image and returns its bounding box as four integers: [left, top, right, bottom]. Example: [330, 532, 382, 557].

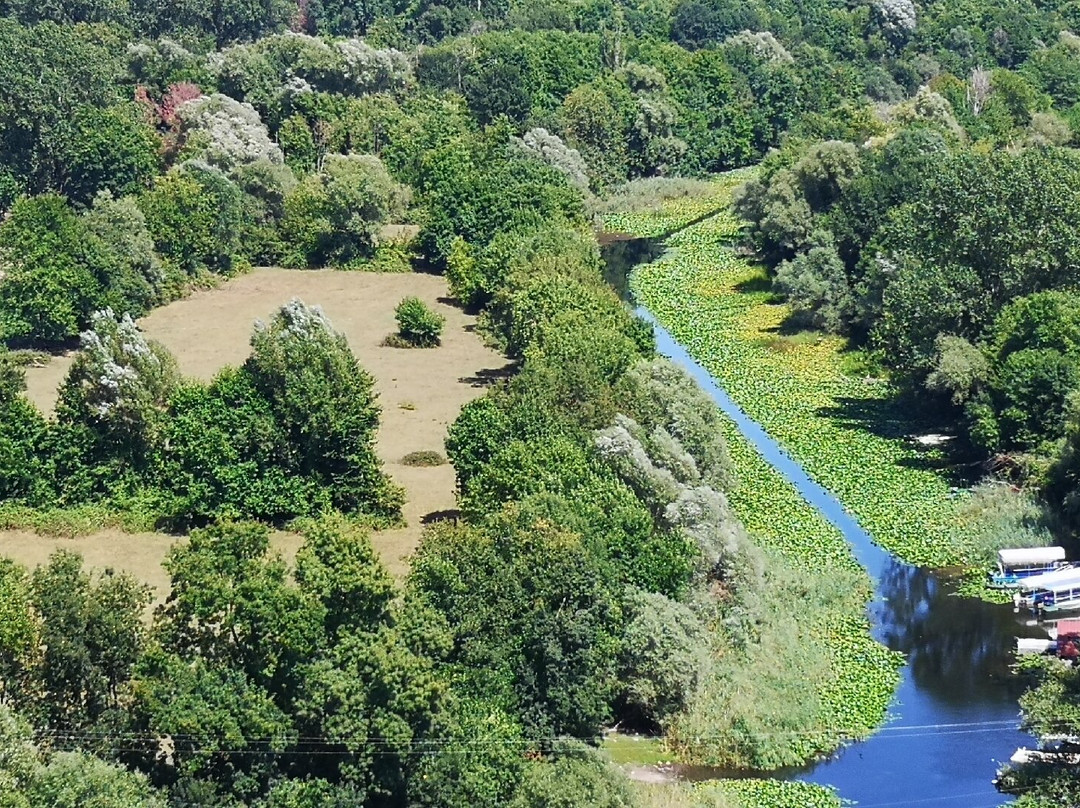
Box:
[11, 268, 508, 582]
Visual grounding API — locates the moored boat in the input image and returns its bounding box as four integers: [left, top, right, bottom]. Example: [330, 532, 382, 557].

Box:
[991, 546, 1071, 588]
[1015, 569, 1080, 616]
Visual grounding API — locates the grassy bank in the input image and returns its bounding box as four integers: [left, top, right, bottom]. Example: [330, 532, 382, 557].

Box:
[613, 183, 970, 569]
[637, 778, 842, 808]
[670, 416, 900, 768]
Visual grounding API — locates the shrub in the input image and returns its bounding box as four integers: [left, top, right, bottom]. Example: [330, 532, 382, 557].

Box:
[773, 243, 854, 333]
[395, 296, 445, 347]
[157, 301, 402, 526]
[50, 309, 180, 502]
[401, 450, 445, 466]
[507, 744, 636, 808]
[280, 154, 410, 268]
[176, 93, 284, 173]
[617, 587, 710, 731]
[138, 162, 247, 277]
[0, 194, 108, 345]
[411, 518, 622, 740]
[950, 481, 1056, 565]
[0, 353, 47, 502]
[925, 335, 988, 405]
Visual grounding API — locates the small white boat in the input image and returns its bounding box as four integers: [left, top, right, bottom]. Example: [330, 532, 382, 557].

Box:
[1015, 637, 1055, 655]
[991, 547, 1071, 588]
[1018, 566, 1080, 594]
[1010, 735, 1080, 765]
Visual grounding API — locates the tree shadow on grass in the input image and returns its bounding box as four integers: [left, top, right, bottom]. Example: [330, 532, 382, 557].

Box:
[734, 274, 774, 295]
[458, 361, 517, 388]
[816, 395, 980, 487]
[421, 509, 461, 525]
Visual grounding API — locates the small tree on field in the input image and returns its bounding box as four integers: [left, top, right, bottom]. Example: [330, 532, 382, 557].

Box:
[394, 297, 444, 347]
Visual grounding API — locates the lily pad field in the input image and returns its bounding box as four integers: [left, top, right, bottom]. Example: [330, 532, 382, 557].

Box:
[611, 182, 973, 570]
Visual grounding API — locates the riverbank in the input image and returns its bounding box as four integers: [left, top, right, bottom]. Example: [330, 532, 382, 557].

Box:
[615, 182, 971, 570]
[601, 177, 901, 807]
[667, 416, 900, 768]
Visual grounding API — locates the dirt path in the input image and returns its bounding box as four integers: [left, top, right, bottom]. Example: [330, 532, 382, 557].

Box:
[12, 268, 508, 582]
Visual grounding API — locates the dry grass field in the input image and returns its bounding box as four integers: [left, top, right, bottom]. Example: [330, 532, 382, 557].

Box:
[8, 268, 508, 590]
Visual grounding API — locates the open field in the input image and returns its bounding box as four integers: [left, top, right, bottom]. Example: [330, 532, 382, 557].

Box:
[0, 527, 305, 603]
[8, 268, 507, 582]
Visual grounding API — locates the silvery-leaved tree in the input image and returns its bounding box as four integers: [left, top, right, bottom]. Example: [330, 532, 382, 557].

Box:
[52, 309, 179, 502]
[58, 309, 178, 435]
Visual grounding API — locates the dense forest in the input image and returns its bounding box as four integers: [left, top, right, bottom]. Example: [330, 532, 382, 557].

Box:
[0, 0, 1078, 806]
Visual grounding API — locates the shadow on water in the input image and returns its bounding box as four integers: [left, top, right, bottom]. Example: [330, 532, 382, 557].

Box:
[733, 274, 774, 295]
[599, 234, 665, 304]
[818, 396, 983, 487]
[632, 306, 1043, 806]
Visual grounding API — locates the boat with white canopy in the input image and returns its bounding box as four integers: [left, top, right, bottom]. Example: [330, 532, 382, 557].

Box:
[1015, 568, 1080, 616]
[991, 546, 1070, 588]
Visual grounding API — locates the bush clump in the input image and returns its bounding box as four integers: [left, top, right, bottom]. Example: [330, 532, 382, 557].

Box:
[394, 296, 445, 347]
[402, 450, 446, 466]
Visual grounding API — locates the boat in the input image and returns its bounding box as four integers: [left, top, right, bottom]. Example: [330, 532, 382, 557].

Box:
[1009, 735, 1080, 766]
[1017, 566, 1080, 595]
[1016, 569, 1080, 616]
[991, 546, 1071, 588]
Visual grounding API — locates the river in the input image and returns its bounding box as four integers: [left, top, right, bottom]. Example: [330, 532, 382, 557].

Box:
[603, 235, 1049, 806]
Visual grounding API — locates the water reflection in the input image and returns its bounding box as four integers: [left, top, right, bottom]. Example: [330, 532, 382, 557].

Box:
[875, 561, 1036, 705]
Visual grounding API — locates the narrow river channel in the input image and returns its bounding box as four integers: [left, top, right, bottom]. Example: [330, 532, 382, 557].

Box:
[604, 235, 1051, 806]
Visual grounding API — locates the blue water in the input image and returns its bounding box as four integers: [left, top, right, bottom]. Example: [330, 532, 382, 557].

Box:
[638, 308, 1043, 806]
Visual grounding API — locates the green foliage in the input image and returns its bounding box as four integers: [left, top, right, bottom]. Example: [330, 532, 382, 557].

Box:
[616, 357, 735, 492]
[446, 395, 515, 490]
[81, 192, 170, 315]
[4, 3, 1080, 803]
[0, 354, 48, 502]
[134, 517, 447, 803]
[617, 588, 709, 731]
[415, 135, 587, 269]
[411, 517, 622, 740]
[280, 153, 409, 268]
[27, 551, 150, 733]
[52, 310, 179, 502]
[26, 751, 165, 808]
[394, 296, 445, 347]
[0, 20, 126, 198]
[773, 243, 853, 333]
[408, 695, 525, 808]
[699, 779, 842, 808]
[458, 434, 598, 522]
[507, 744, 637, 808]
[949, 481, 1056, 566]
[138, 163, 247, 278]
[963, 291, 1080, 453]
[60, 104, 161, 206]
[0, 194, 107, 345]
[874, 149, 1080, 375]
[925, 334, 988, 406]
[293, 513, 396, 637]
[0, 190, 167, 347]
[0, 703, 164, 808]
[0, 560, 40, 709]
[159, 300, 401, 525]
